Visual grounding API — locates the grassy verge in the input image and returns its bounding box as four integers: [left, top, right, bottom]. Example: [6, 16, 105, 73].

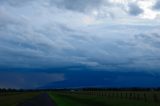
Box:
[49, 92, 159, 106]
[49, 93, 90, 106]
[0, 92, 40, 106]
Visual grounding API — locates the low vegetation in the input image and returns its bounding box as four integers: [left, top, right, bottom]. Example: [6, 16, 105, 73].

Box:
[0, 88, 160, 106]
[0, 92, 40, 106]
[49, 89, 160, 106]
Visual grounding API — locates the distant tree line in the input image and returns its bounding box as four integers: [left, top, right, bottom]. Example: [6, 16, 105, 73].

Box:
[81, 87, 160, 91]
[0, 88, 39, 92]
[0, 87, 160, 92]
[1, 87, 160, 92]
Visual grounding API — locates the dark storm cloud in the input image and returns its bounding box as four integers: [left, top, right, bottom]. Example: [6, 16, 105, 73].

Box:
[135, 32, 160, 48]
[153, 0, 160, 10]
[0, 0, 145, 17]
[50, 0, 107, 13]
[0, 71, 65, 89]
[114, 31, 160, 70]
[41, 70, 160, 88]
[0, 0, 32, 6]
[0, 0, 107, 12]
[0, 23, 85, 68]
[0, 0, 160, 89]
[1, 12, 160, 70]
[128, 3, 144, 16]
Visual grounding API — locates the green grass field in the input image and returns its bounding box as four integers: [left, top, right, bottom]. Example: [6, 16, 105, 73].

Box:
[0, 92, 40, 106]
[49, 92, 159, 106]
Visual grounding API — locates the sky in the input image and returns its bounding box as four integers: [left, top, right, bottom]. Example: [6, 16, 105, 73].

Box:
[0, 0, 160, 89]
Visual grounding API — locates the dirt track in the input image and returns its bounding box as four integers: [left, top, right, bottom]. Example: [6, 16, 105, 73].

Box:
[18, 93, 56, 106]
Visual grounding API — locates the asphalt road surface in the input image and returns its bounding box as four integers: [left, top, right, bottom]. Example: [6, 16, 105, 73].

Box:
[18, 93, 56, 106]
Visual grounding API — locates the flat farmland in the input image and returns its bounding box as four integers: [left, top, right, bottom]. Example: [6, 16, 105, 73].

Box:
[0, 90, 160, 106]
[49, 90, 160, 106]
[0, 92, 40, 106]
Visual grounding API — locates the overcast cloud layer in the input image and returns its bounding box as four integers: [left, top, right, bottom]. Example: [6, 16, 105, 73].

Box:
[0, 0, 160, 88]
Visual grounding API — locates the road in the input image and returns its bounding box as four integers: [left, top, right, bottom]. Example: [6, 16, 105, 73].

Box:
[18, 93, 56, 106]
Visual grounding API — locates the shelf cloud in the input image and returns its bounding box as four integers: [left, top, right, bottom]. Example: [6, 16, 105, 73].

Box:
[0, 0, 160, 88]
